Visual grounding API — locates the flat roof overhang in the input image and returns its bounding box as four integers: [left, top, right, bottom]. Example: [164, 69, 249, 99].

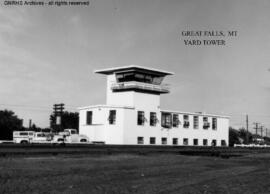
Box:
[94, 65, 174, 76]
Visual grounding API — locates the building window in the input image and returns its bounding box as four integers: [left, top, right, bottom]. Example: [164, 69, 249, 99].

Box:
[193, 139, 198, 146]
[211, 139, 217, 146]
[137, 137, 144, 144]
[172, 114, 180, 127]
[161, 137, 167, 145]
[183, 138, 188, 145]
[203, 117, 210, 129]
[150, 112, 157, 126]
[150, 137, 156, 145]
[183, 115, 190, 128]
[212, 118, 217, 130]
[161, 112, 172, 128]
[172, 138, 178, 145]
[221, 140, 227, 146]
[137, 111, 145, 125]
[86, 111, 92, 125]
[203, 139, 208, 146]
[115, 72, 164, 85]
[193, 116, 199, 129]
[108, 110, 116, 124]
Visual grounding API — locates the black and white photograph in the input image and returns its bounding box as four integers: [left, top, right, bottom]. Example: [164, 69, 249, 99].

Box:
[0, 0, 270, 193]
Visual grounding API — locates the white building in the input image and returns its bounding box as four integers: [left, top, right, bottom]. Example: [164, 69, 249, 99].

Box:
[79, 65, 229, 146]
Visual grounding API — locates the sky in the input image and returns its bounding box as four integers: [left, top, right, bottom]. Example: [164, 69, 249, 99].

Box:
[0, 0, 270, 133]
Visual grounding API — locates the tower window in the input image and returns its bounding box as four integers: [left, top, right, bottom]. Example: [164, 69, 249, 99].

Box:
[115, 72, 164, 85]
[86, 111, 92, 125]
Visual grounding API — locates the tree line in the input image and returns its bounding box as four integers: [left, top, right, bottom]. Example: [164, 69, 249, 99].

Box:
[0, 109, 79, 140]
[229, 127, 270, 146]
[1, 108, 269, 145]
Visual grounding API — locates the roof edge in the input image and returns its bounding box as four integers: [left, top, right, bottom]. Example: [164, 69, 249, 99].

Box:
[161, 109, 230, 118]
[94, 65, 174, 75]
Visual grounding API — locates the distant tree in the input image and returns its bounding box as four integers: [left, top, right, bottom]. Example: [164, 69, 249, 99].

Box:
[31, 124, 37, 131]
[29, 123, 43, 132]
[50, 111, 79, 132]
[264, 136, 270, 145]
[238, 128, 253, 144]
[0, 110, 23, 140]
[229, 127, 241, 146]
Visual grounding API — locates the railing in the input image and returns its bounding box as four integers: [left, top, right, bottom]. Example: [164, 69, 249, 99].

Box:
[111, 81, 170, 93]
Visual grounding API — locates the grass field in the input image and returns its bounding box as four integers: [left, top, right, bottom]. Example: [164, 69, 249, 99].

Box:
[1, 152, 270, 194]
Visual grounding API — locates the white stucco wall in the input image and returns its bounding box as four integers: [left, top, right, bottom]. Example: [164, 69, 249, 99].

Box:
[79, 106, 229, 146]
[122, 109, 229, 146]
[79, 70, 229, 146]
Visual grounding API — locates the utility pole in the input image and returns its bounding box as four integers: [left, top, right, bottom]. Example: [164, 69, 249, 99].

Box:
[265, 128, 268, 137]
[253, 122, 259, 136]
[260, 126, 263, 137]
[53, 103, 65, 132]
[29, 119, 32, 129]
[246, 114, 249, 144]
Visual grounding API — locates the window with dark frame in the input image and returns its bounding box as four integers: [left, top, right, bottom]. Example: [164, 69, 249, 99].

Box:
[172, 138, 178, 145]
[221, 140, 227, 146]
[172, 114, 179, 127]
[108, 110, 116, 125]
[203, 117, 210, 129]
[161, 137, 167, 145]
[193, 139, 198, 146]
[193, 116, 199, 129]
[115, 72, 164, 85]
[137, 137, 144, 144]
[150, 137, 156, 144]
[137, 111, 145, 125]
[212, 118, 217, 130]
[161, 112, 172, 128]
[150, 112, 157, 126]
[86, 111, 92, 125]
[183, 115, 189, 128]
[203, 139, 208, 146]
[183, 138, 188, 145]
[211, 139, 217, 146]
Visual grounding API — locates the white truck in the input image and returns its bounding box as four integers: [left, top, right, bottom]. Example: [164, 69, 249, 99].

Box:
[12, 129, 89, 144]
[53, 129, 89, 144]
[13, 131, 35, 144]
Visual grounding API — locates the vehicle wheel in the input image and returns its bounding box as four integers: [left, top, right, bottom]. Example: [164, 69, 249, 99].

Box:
[80, 139, 87, 142]
[21, 140, 28, 144]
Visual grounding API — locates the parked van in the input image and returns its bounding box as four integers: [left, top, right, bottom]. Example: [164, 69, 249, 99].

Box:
[13, 131, 35, 144]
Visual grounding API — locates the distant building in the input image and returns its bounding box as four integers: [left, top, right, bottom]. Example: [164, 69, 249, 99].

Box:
[79, 65, 229, 146]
